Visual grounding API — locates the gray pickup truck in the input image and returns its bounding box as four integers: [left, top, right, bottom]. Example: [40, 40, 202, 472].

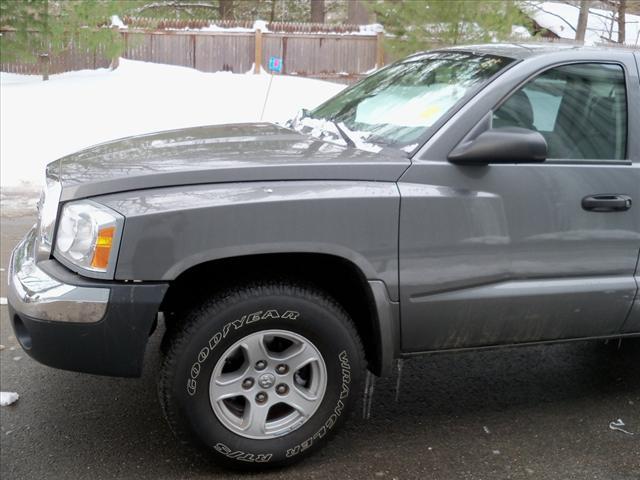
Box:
[7, 44, 640, 467]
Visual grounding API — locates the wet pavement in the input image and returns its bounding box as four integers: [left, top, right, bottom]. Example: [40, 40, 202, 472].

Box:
[1, 212, 639, 480]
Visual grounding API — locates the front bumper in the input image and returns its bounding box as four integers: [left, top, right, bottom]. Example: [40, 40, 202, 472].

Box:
[7, 228, 168, 377]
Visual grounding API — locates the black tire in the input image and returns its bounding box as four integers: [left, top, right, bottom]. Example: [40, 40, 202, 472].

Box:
[158, 281, 365, 468]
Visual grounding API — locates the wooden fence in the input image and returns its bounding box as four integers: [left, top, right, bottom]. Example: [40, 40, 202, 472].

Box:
[0, 41, 111, 75]
[1, 21, 385, 84]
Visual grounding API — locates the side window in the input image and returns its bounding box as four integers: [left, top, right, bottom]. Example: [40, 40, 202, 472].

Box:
[493, 63, 627, 160]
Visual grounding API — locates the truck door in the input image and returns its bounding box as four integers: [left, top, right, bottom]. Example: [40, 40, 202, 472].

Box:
[399, 57, 640, 352]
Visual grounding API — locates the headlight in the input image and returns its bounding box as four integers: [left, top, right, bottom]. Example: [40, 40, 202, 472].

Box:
[54, 201, 123, 278]
[35, 172, 62, 261]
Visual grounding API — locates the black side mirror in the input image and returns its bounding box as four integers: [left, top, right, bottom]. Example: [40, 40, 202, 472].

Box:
[448, 127, 547, 165]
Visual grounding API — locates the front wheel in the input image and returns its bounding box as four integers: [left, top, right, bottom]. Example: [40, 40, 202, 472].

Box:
[158, 282, 365, 468]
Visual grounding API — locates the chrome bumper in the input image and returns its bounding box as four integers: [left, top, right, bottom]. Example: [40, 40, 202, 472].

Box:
[8, 227, 109, 323]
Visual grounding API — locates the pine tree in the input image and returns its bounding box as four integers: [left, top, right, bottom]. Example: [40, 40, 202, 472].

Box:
[1, 0, 129, 80]
[370, 0, 531, 58]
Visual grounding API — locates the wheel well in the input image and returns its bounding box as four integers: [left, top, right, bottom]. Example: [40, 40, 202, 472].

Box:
[160, 253, 384, 375]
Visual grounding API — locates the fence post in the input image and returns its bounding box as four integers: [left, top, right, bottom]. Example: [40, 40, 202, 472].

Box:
[110, 25, 120, 70]
[254, 28, 262, 74]
[375, 31, 384, 69]
[39, 53, 50, 81]
[191, 34, 196, 69]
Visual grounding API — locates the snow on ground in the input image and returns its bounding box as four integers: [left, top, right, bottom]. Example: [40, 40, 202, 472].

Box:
[0, 391, 19, 406]
[0, 58, 345, 196]
[523, 1, 640, 45]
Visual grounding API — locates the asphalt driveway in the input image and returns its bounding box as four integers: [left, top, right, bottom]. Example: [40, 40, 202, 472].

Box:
[1, 213, 638, 480]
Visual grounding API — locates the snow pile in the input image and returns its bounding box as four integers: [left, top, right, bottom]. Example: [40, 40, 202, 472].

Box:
[0, 392, 19, 406]
[511, 25, 533, 40]
[522, 1, 640, 45]
[356, 24, 384, 35]
[253, 20, 270, 32]
[110, 15, 126, 29]
[191, 23, 257, 33]
[0, 59, 344, 190]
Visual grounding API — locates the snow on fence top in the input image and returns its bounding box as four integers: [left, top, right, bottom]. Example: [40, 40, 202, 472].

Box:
[522, 1, 640, 46]
[118, 16, 384, 35]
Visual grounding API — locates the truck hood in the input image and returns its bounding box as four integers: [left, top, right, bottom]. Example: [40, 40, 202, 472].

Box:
[55, 123, 410, 201]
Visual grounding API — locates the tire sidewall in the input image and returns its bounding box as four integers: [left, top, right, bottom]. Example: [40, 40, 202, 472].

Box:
[167, 291, 361, 466]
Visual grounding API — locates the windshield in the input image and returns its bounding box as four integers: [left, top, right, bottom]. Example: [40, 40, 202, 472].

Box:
[300, 51, 513, 152]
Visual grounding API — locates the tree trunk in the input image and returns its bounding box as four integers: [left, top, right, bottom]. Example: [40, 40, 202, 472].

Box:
[270, 0, 276, 23]
[219, 0, 234, 20]
[618, 0, 626, 43]
[41, 0, 49, 81]
[347, 0, 372, 24]
[311, 0, 325, 23]
[575, 0, 589, 43]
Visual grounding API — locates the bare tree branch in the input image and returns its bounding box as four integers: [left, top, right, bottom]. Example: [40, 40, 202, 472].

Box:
[523, 0, 630, 43]
[522, 1, 576, 33]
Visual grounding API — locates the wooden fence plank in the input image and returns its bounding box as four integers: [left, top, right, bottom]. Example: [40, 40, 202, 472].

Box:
[254, 29, 262, 73]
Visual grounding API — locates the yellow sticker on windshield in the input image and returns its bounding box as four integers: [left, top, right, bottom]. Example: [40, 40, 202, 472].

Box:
[420, 105, 442, 120]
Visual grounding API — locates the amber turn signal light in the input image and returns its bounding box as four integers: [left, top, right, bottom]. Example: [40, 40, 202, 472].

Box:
[91, 226, 115, 269]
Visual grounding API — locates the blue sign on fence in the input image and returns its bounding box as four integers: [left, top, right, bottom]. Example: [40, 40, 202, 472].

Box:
[268, 56, 283, 73]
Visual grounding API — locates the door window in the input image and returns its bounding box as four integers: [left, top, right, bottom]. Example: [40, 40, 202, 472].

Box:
[493, 63, 627, 160]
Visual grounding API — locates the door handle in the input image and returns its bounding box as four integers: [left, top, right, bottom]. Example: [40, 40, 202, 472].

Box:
[582, 194, 632, 212]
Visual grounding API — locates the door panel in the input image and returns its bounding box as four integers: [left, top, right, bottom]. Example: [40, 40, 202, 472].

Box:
[399, 163, 640, 351]
[621, 252, 640, 334]
[399, 60, 640, 352]
[406, 277, 634, 348]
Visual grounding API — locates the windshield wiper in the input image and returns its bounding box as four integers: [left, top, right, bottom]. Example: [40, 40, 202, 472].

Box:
[332, 121, 356, 147]
[287, 110, 381, 153]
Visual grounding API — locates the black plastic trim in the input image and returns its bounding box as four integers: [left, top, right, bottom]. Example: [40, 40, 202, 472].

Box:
[8, 281, 168, 377]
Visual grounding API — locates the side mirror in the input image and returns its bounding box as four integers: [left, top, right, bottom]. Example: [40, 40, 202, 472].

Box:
[448, 127, 547, 165]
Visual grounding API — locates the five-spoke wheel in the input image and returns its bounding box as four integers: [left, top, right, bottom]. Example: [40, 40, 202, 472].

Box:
[210, 329, 327, 439]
